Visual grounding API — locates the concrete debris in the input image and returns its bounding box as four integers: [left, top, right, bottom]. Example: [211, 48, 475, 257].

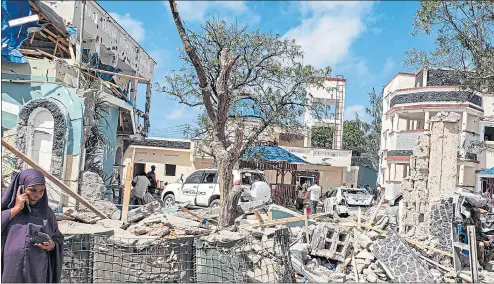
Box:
[310, 223, 353, 262]
[127, 201, 162, 223]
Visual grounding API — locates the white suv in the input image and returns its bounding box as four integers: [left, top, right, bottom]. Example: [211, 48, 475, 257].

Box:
[161, 169, 270, 208]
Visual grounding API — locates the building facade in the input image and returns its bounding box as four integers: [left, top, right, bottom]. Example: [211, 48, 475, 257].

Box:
[379, 69, 494, 194]
[1, 0, 156, 204]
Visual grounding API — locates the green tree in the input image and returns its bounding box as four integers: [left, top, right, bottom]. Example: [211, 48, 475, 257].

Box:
[311, 126, 334, 148]
[162, 0, 331, 227]
[343, 116, 368, 156]
[406, 1, 494, 92]
[364, 88, 383, 171]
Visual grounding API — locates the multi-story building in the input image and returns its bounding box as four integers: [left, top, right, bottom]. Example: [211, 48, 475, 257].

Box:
[1, 0, 156, 203]
[379, 69, 494, 194]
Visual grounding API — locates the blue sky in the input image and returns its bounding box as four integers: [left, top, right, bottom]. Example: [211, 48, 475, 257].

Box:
[99, 1, 435, 138]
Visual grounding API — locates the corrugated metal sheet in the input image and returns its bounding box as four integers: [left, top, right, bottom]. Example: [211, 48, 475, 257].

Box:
[243, 145, 308, 164]
[480, 167, 494, 175]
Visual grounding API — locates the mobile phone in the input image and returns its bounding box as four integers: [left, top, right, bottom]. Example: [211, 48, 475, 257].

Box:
[19, 185, 31, 212]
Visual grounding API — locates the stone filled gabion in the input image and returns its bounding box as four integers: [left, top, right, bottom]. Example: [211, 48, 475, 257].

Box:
[387, 150, 413, 157]
[390, 91, 482, 108]
[16, 98, 69, 178]
[426, 69, 461, 86]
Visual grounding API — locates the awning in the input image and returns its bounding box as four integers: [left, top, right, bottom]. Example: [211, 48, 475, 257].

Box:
[243, 145, 308, 164]
[479, 167, 494, 178]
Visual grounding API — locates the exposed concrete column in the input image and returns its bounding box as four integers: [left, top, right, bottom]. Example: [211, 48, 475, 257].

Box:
[461, 111, 468, 131]
[390, 163, 396, 181]
[393, 113, 399, 132]
[424, 111, 430, 129]
[427, 112, 461, 199]
[130, 79, 138, 104]
[458, 164, 465, 186]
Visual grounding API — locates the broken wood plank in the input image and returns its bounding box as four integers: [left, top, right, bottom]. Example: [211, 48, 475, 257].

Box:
[120, 147, 136, 222]
[29, 32, 36, 44]
[268, 211, 273, 221]
[1, 139, 107, 218]
[351, 253, 359, 282]
[253, 210, 264, 226]
[79, 66, 150, 82]
[53, 36, 59, 56]
[178, 205, 204, 222]
[38, 31, 69, 54]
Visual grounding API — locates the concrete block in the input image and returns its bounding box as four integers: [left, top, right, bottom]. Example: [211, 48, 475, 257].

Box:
[310, 224, 353, 262]
[127, 201, 162, 223]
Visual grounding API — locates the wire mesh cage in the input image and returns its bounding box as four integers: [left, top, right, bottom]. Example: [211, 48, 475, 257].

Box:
[61, 227, 294, 283]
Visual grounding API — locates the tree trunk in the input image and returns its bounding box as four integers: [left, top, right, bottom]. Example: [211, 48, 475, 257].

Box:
[217, 156, 238, 228]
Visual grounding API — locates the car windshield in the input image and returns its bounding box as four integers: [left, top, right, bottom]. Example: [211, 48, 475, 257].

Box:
[342, 189, 369, 195]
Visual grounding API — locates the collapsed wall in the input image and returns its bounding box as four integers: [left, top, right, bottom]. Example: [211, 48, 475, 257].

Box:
[401, 112, 460, 251]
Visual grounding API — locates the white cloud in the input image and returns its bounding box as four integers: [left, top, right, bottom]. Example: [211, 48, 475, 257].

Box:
[166, 106, 185, 120]
[344, 104, 370, 121]
[283, 1, 375, 68]
[169, 1, 249, 22]
[109, 12, 145, 43]
[382, 56, 395, 77]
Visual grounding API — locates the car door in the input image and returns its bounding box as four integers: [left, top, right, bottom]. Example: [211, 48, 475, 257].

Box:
[196, 171, 217, 206]
[327, 189, 339, 214]
[178, 171, 204, 203]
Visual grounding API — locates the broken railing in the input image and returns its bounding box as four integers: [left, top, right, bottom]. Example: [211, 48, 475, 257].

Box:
[62, 227, 293, 283]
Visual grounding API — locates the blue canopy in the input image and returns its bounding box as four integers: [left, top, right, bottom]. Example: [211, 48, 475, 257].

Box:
[480, 167, 494, 176]
[243, 145, 308, 164]
[1, 0, 40, 63]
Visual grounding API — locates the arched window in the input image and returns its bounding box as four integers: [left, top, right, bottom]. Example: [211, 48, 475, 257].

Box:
[27, 108, 54, 173]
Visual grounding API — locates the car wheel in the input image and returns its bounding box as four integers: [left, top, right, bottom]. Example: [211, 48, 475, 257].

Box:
[209, 199, 220, 208]
[163, 194, 175, 208]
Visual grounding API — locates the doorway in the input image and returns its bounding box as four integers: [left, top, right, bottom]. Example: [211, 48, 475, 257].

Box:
[133, 163, 145, 177]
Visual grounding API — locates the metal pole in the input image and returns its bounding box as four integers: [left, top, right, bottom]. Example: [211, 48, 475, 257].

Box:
[467, 225, 479, 283]
[76, 0, 86, 88]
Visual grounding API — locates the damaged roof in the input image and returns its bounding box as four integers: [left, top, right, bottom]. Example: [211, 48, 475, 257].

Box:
[243, 145, 308, 164]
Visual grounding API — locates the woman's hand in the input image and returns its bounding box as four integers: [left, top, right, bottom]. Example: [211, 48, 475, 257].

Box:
[10, 187, 29, 220]
[35, 240, 55, 251]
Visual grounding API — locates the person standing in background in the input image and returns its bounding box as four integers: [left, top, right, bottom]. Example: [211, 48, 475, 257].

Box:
[146, 165, 157, 195]
[307, 181, 322, 214]
[131, 171, 150, 205]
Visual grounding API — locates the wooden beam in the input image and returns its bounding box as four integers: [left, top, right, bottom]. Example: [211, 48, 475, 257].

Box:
[1, 139, 108, 219]
[79, 66, 150, 83]
[240, 212, 332, 228]
[38, 31, 69, 54]
[120, 147, 136, 222]
[29, 32, 36, 45]
[53, 36, 59, 56]
[253, 210, 264, 226]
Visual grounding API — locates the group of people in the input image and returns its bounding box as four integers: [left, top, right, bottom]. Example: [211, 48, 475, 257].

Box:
[131, 165, 159, 206]
[295, 180, 322, 214]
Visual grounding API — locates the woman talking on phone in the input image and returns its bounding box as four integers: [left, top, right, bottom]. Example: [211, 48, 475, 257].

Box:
[1, 169, 64, 283]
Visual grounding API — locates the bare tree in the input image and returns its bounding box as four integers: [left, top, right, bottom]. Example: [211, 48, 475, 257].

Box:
[161, 0, 331, 227]
[405, 1, 494, 92]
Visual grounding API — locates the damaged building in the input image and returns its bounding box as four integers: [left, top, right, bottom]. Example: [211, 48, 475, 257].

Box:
[1, 0, 157, 204]
[379, 69, 494, 197]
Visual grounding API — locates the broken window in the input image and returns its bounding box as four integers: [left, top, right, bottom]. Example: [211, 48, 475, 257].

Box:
[165, 164, 176, 176]
[485, 126, 494, 142]
[185, 171, 203, 184]
[202, 172, 217, 184]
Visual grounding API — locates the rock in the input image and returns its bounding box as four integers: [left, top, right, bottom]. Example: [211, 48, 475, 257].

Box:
[237, 200, 265, 214]
[430, 268, 442, 282]
[64, 208, 100, 224]
[127, 201, 162, 223]
[366, 230, 380, 240]
[148, 226, 170, 237]
[485, 261, 494, 272]
[366, 272, 378, 283]
[290, 243, 310, 262]
[358, 234, 373, 250]
[97, 219, 124, 229]
[356, 250, 375, 261]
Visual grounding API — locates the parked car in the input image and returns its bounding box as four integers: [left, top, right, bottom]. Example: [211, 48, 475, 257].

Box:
[324, 187, 374, 217]
[160, 168, 270, 208]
